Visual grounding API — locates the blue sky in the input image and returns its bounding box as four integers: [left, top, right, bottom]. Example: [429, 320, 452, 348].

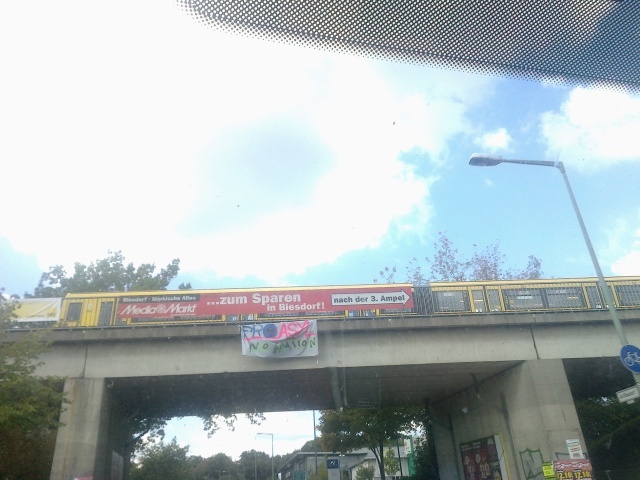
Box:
[1, 0, 640, 460]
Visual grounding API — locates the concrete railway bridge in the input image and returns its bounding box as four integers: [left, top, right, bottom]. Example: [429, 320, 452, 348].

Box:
[18, 309, 640, 480]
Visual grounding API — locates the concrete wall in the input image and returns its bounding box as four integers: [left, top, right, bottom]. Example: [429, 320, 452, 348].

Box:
[432, 359, 585, 480]
[50, 378, 111, 480]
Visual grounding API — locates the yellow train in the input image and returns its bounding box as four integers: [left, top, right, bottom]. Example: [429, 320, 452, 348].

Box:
[13, 276, 640, 328]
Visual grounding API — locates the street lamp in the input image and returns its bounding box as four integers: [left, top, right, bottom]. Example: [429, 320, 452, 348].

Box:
[258, 432, 275, 480]
[469, 153, 640, 386]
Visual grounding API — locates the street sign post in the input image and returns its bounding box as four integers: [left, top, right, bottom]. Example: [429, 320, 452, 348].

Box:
[616, 385, 640, 404]
[620, 344, 640, 373]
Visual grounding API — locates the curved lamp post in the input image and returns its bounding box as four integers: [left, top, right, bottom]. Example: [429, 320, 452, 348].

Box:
[258, 432, 274, 480]
[469, 153, 640, 386]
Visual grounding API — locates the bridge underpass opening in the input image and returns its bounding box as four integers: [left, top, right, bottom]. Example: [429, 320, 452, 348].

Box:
[105, 360, 526, 475]
[106, 358, 623, 477]
[109, 361, 525, 419]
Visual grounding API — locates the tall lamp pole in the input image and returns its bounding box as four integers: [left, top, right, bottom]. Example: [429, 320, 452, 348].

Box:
[258, 432, 275, 480]
[469, 153, 640, 386]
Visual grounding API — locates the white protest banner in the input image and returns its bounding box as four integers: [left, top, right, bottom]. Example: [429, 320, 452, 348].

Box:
[240, 320, 318, 358]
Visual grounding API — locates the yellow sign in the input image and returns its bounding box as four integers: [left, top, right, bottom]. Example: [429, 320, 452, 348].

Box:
[542, 463, 555, 478]
[14, 298, 61, 323]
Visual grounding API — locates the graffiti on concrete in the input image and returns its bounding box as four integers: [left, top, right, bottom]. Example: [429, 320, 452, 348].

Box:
[520, 448, 573, 479]
[520, 448, 545, 480]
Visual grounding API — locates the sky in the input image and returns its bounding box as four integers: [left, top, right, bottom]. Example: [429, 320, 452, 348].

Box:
[1, 0, 640, 462]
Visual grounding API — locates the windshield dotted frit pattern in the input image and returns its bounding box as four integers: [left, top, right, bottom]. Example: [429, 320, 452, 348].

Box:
[177, 0, 640, 92]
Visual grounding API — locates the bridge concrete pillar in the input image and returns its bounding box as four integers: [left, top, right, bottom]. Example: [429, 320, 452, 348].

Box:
[431, 359, 585, 480]
[50, 378, 111, 480]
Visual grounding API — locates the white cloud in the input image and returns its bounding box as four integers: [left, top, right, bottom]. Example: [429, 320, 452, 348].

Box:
[610, 219, 640, 276]
[540, 87, 640, 171]
[164, 412, 316, 460]
[475, 127, 513, 151]
[612, 251, 640, 276]
[603, 210, 640, 276]
[0, 0, 490, 283]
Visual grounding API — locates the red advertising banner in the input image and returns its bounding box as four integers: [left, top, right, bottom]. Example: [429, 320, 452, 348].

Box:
[116, 284, 413, 319]
[552, 459, 592, 479]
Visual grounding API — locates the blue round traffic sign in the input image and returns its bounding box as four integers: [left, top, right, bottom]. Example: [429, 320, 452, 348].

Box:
[620, 344, 640, 373]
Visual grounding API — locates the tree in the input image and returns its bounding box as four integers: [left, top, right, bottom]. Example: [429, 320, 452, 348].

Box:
[30, 250, 181, 297]
[191, 452, 236, 480]
[354, 464, 374, 480]
[412, 436, 439, 480]
[238, 450, 273, 480]
[376, 231, 542, 284]
[308, 460, 328, 480]
[23, 251, 191, 472]
[130, 437, 192, 480]
[574, 397, 640, 473]
[318, 407, 423, 480]
[0, 291, 66, 479]
[564, 358, 640, 477]
[383, 447, 400, 476]
[0, 288, 16, 322]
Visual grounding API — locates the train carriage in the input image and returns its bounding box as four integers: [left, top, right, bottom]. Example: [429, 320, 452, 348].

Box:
[11, 276, 640, 329]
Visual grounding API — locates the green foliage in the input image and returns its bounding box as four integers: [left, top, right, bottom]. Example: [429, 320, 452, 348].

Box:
[377, 232, 542, 283]
[191, 451, 237, 480]
[318, 407, 424, 480]
[0, 288, 17, 326]
[130, 437, 191, 480]
[0, 425, 58, 480]
[0, 292, 66, 479]
[238, 449, 273, 480]
[575, 397, 640, 474]
[0, 343, 63, 431]
[354, 464, 375, 480]
[383, 447, 400, 476]
[307, 461, 328, 480]
[564, 358, 640, 475]
[29, 250, 181, 297]
[200, 411, 266, 437]
[298, 438, 322, 452]
[411, 436, 439, 480]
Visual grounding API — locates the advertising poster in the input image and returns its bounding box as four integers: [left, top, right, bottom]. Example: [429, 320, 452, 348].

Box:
[552, 459, 592, 479]
[460, 434, 508, 480]
[241, 320, 318, 358]
[116, 284, 413, 320]
[14, 298, 61, 323]
[565, 439, 584, 459]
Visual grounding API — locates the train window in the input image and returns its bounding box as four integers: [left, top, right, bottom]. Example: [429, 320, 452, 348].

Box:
[471, 290, 485, 312]
[347, 310, 376, 317]
[502, 288, 544, 310]
[614, 284, 640, 307]
[585, 286, 603, 309]
[412, 286, 434, 315]
[66, 302, 82, 321]
[486, 289, 501, 312]
[97, 302, 113, 327]
[379, 307, 411, 315]
[432, 290, 470, 312]
[545, 287, 585, 309]
[313, 310, 345, 317]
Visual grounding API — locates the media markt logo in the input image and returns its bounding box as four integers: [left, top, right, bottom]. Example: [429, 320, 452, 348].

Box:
[120, 303, 197, 316]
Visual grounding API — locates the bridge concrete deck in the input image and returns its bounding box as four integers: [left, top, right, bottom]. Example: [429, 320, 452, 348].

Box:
[9, 309, 638, 480]
[10, 309, 640, 416]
